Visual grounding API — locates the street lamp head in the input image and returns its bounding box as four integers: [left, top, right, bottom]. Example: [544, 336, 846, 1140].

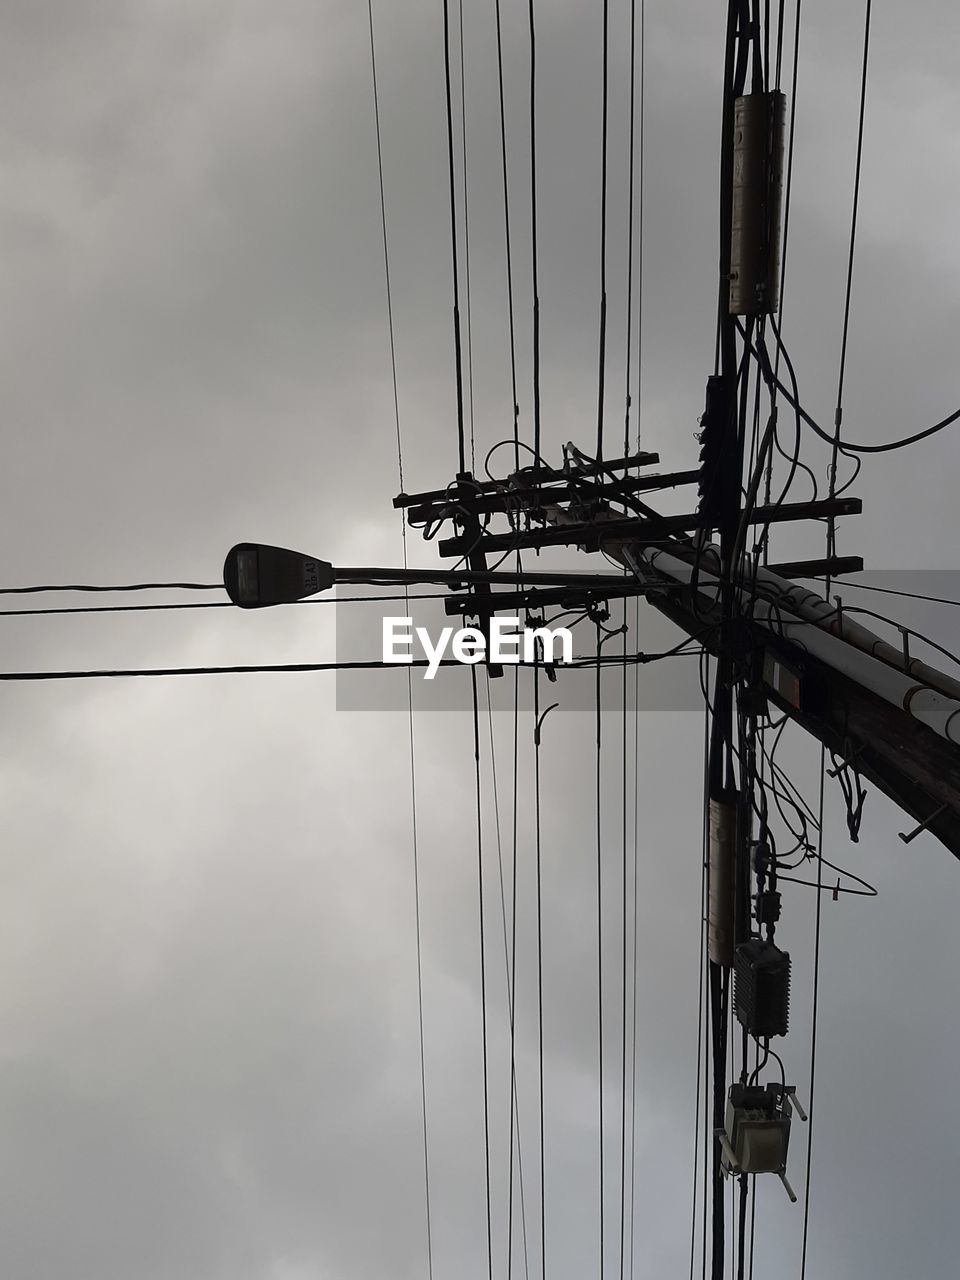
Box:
[223, 542, 335, 608]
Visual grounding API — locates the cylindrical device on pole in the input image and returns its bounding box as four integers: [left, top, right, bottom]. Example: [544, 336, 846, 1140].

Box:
[729, 92, 786, 316]
[708, 796, 737, 967]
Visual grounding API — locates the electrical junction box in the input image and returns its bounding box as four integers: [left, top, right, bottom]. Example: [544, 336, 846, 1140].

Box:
[735, 938, 791, 1038]
[720, 1083, 793, 1180]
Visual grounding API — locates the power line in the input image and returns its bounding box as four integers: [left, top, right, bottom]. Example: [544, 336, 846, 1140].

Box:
[441, 0, 468, 474]
[494, 0, 521, 468]
[0, 581, 220, 595]
[484, 673, 531, 1280]
[804, 578, 960, 609]
[528, 0, 542, 474]
[471, 668, 495, 1280]
[533, 663, 550, 1280]
[763, 316, 960, 457]
[619, 599, 629, 1280]
[367, 5, 435, 1276]
[458, 0, 477, 472]
[596, 0, 610, 461]
[596, 625, 607, 1280]
[828, 0, 872, 556]
[0, 592, 460, 619]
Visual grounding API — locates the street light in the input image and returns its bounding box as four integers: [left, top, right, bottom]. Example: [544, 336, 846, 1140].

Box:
[223, 542, 334, 608]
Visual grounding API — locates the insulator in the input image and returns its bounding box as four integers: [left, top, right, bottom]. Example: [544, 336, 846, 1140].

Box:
[708, 797, 737, 967]
[696, 375, 728, 525]
[729, 92, 786, 316]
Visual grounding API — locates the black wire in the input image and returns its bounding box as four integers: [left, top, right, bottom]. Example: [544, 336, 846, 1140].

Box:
[367, 9, 435, 1274]
[533, 660, 547, 1280]
[830, 0, 873, 475]
[470, 668, 495, 1280]
[0, 642, 705, 685]
[528, 0, 543, 479]
[494, 0, 521, 471]
[635, 0, 646, 456]
[839, 603, 960, 674]
[804, 577, 960, 610]
[441, 0, 467, 474]
[0, 581, 220, 595]
[689, 653, 711, 1280]
[483, 674, 531, 1280]
[0, 591, 457, 619]
[595, 623, 607, 1280]
[458, 0, 477, 472]
[623, 0, 639, 457]
[765, 315, 960, 456]
[627, 590, 642, 1280]
[619, 594, 629, 1280]
[828, 0, 873, 559]
[597, 0, 610, 462]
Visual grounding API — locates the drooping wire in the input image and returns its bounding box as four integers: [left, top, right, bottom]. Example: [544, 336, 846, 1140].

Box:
[828, 0, 873, 555]
[368, 17, 437, 1275]
[802, 9, 872, 1272]
[471, 668, 495, 1280]
[441, 0, 468, 474]
[766, 0, 802, 511]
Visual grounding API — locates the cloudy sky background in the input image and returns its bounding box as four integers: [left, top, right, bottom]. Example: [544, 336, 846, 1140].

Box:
[1, 1, 960, 1277]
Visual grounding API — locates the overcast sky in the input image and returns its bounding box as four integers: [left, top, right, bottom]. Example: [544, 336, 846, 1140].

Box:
[1, 2, 960, 1278]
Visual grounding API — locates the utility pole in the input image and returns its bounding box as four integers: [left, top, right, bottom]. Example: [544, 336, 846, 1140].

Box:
[223, 1, 960, 1273]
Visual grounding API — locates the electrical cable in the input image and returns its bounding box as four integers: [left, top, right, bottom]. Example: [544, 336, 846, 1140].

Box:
[0, 592, 457, 619]
[622, 0, 639, 458]
[367, 9, 435, 1276]
[636, 0, 645, 458]
[0, 580, 220, 594]
[441, 0, 468, 474]
[764, 315, 960, 456]
[484, 673, 532, 1280]
[838, 604, 960, 674]
[829, 0, 873, 506]
[458, 0, 477, 472]
[627, 586, 642, 1280]
[495, 0, 527, 1241]
[803, 12, 873, 1269]
[0, 652, 702, 683]
[470, 668, 495, 1280]
[618, 592, 629, 1280]
[597, 0, 610, 461]
[595, 622, 608, 1280]
[528, 0, 543, 478]
[804, 579, 960, 609]
[689, 652, 711, 1280]
[533, 659, 547, 1280]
